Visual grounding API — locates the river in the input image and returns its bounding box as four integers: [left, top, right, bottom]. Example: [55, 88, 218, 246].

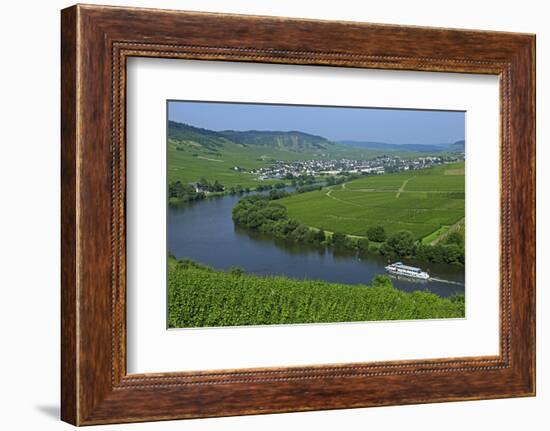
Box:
[167, 193, 465, 297]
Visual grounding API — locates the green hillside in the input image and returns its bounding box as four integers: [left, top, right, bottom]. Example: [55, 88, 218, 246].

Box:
[218, 129, 329, 150]
[168, 258, 465, 328]
[167, 121, 426, 187]
[278, 162, 465, 241]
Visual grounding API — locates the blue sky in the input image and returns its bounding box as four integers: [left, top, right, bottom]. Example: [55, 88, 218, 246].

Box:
[168, 101, 464, 145]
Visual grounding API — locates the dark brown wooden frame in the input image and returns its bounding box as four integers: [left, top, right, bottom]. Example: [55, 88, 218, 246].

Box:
[61, 4, 536, 426]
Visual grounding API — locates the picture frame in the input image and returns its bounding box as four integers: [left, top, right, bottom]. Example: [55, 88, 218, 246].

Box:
[61, 4, 535, 425]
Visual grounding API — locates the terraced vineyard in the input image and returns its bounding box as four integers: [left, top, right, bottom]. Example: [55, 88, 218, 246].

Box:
[278, 162, 465, 241]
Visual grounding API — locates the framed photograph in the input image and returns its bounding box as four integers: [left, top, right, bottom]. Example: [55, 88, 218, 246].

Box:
[61, 4, 536, 425]
[164, 100, 467, 331]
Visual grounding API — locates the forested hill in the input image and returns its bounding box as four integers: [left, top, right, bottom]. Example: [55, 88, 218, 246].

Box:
[218, 129, 328, 150]
[168, 120, 465, 156]
[168, 120, 331, 152]
[168, 121, 230, 153]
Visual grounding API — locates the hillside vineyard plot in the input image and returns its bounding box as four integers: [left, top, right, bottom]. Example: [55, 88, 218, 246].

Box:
[167, 121, 433, 188]
[279, 163, 465, 241]
[168, 259, 465, 328]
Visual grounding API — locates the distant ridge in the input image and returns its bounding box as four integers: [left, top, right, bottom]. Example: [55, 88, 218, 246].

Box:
[168, 120, 331, 152]
[449, 140, 465, 152]
[339, 139, 465, 153]
[218, 129, 329, 150]
[167, 120, 464, 155]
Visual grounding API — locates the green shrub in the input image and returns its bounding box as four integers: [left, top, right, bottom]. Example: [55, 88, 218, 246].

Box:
[331, 232, 347, 247]
[367, 225, 387, 242]
[368, 243, 379, 254]
[380, 230, 416, 258]
[356, 238, 370, 253]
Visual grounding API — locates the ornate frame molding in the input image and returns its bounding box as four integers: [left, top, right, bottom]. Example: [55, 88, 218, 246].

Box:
[61, 5, 535, 425]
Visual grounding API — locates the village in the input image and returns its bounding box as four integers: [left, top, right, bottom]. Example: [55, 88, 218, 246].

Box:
[247, 153, 465, 181]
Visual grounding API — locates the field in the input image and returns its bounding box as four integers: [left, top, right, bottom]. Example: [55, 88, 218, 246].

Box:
[279, 162, 465, 241]
[168, 258, 465, 328]
[168, 137, 278, 188]
[167, 122, 427, 188]
[166, 139, 412, 188]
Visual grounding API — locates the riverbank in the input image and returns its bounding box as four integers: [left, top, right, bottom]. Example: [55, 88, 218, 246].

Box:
[168, 257, 465, 328]
[232, 194, 465, 266]
[168, 181, 284, 206]
[168, 173, 347, 206]
[168, 188, 465, 297]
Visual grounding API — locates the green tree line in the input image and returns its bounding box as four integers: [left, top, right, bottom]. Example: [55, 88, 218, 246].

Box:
[232, 195, 465, 265]
[232, 196, 328, 246]
[168, 180, 205, 204]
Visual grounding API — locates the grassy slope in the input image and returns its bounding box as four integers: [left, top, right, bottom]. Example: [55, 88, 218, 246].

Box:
[167, 132, 423, 188]
[168, 259, 465, 328]
[168, 137, 269, 188]
[278, 162, 465, 241]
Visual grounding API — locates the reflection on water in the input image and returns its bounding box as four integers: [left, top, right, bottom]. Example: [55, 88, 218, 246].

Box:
[167, 194, 465, 297]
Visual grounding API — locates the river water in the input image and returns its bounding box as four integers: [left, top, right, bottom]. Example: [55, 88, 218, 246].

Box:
[167, 193, 465, 297]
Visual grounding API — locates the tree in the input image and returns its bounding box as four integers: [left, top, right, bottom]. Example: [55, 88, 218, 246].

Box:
[269, 189, 289, 200]
[198, 177, 210, 189]
[416, 244, 443, 263]
[356, 238, 370, 253]
[168, 180, 185, 198]
[331, 232, 347, 248]
[344, 236, 358, 250]
[443, 244, 463, 265]
[445, 231, 464, 247]
[290, 225, 310, 242]
[168, 181, 205, 202]
[371, 274, 392, 288]
[416, 242, 464, 266]
[367, 225, 386, 242]
[229, 267, 244, 276]
[304, 229, 318, 243]
[258, 204, 287, 222]
[212, 180, 224, 192]
[368, 243, 379, 254]
[314, 228, 326, 243]
[381, 230, 416, 258]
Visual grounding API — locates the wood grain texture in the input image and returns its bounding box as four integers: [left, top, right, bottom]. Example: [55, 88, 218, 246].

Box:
[60, 4, 536, 425]
[60, 5, 78, 425]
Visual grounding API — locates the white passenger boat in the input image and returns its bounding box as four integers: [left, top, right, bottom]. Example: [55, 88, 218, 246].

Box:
[385, 262, 430, 280]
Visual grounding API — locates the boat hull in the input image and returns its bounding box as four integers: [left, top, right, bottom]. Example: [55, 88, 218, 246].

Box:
[385, 266, 430, 280]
